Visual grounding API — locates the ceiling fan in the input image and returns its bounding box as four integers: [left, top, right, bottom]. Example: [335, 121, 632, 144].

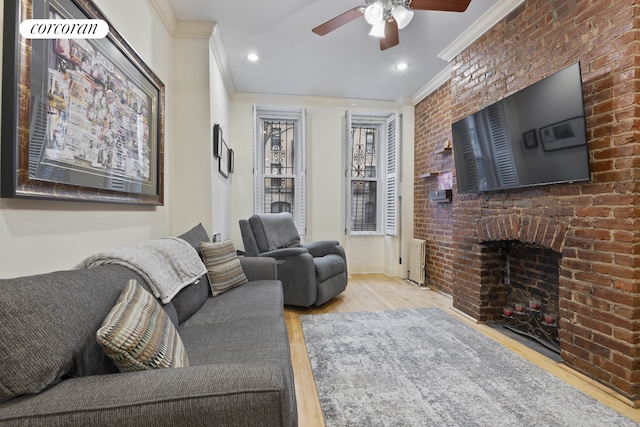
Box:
[312, 0, 472, 51]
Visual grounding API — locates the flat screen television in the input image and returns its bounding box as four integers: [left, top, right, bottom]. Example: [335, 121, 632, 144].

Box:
[451, 62, 590, 194]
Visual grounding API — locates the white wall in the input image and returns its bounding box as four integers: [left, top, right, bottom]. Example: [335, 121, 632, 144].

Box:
[229, 94, 413, 275]
[169, 20, 236, 241]
[171, 35, 212, 237]
[208, 34, 233, 240]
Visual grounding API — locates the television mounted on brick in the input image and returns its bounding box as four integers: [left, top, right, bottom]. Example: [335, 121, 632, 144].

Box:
[451, 62, 590, 194]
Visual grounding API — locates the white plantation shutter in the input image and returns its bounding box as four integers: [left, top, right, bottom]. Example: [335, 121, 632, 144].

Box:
[344, 111, 352, 236]
[299, 108, 307, 236]
[252, 105, 259, 213]
[385, 114, 398, 236]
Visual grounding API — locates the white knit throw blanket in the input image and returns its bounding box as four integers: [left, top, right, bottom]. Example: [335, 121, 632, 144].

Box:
[75, 237, 207, 303]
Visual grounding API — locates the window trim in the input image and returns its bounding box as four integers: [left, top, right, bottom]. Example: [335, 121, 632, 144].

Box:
[345, 112, 397, 236]
[253, 106, 306, 235]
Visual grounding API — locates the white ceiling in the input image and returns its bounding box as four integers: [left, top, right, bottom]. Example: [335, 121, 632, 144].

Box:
[166, 0, 508, 102]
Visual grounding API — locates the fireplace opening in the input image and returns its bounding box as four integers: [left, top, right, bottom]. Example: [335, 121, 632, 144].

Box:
[486, 240, 562, 359]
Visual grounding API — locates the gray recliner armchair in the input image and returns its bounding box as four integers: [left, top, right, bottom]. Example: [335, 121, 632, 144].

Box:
[239, 212, 348, 307]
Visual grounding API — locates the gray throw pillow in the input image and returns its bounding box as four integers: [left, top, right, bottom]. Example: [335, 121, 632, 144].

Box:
[201, 241, 248, 296]
[97, 279, 189, 372]
[175, 224, 212, 323]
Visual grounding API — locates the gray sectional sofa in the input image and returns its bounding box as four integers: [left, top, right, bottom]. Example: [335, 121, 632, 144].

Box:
[0, 224, 298, 426]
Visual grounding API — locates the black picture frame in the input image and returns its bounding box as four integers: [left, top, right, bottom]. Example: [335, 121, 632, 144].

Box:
[228, 148, 234, 173]
[218, 141, 229, 178]
[523, 129, 537, 149]
[213, 123, 223, 159]
[1, 0, 165, 204]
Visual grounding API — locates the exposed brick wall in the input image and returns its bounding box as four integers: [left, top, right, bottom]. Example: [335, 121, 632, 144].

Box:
[414, 82, 455, 294]
[414, 0, 640, 400]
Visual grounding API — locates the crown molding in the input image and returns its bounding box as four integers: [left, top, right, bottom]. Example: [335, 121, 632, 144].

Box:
[147, 0, 215, 39]
[147, 0, 177, 35]
[174, 21, 216, 39]
[395, 98, 415, 109]
[412, 64, 451, 105]
[438, 0, 526, 62]
[147, 1, 232, 94]
[209, 25, 236, 98]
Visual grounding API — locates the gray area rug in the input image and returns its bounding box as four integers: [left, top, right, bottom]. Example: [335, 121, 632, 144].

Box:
[300, 308, 639, 427]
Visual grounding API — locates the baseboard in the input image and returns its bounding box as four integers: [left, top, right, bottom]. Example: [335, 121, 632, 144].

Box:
[556, 363, 639, 408]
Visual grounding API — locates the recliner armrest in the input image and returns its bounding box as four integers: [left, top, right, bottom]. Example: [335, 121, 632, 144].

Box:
[258, 247, 309, 259]
[302, 240, 341, 258]
[258, 248, 317, 306]
[302, 241, 347, 279]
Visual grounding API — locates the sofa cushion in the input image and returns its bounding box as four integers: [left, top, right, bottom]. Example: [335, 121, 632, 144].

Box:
[181, 280, 284, 328]
[314, 254, 346, 282]
[178, 282, 290, 366]
[97, 279, 189, 372]
[248, 213, 301, 252]
[0, 265, 144, 403]
[201, 241, 248, 296]
[175, 223, 212, 324]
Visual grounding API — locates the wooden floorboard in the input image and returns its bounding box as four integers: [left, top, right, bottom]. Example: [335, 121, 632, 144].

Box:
[285, 274, 640, 427]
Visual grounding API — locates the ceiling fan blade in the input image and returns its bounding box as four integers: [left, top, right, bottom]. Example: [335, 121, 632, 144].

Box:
[409, 0, 472, 12]
[380, 18, 399, 51]
[312, 7, 364, 36]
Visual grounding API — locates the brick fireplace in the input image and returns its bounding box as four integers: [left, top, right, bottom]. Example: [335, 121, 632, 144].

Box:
[414, 1, 639, 402]
[472, 215, 564, 323]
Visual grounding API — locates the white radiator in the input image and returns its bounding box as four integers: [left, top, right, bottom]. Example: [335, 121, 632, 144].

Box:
[409, 238, 426, 286]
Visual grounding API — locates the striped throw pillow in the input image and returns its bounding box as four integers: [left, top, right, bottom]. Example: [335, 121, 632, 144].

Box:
[97, 279, 189, 372]
[201, 241, 248, 296]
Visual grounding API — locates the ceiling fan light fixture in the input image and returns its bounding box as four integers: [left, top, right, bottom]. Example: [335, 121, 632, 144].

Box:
[392, 4, 414, 29]
[364, 1, 385, 25]
[368, 20, 386, 38]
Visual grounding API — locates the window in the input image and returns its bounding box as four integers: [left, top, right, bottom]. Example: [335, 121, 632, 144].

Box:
[254, 107, 306, 234]
[345, 112, 397, 235]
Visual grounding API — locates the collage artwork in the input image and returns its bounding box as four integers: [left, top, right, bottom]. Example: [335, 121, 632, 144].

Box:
[41, 8, 152, 188]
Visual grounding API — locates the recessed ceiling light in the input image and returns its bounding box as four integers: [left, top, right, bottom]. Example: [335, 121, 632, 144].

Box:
[247, 53, 259, 62]
[395, 62, 408, 71]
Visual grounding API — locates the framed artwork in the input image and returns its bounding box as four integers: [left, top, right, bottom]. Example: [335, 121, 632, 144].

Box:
[540, 117, 587, 151]
[228, 148, 234, 173]
[1, 0, 165, 204]
[218, 141, 229, 178]
[213, 123, 223, 158]
[522, 129, 537, 149]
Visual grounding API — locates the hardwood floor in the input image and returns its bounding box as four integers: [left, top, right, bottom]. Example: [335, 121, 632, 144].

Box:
[284, 274, 640, 427]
